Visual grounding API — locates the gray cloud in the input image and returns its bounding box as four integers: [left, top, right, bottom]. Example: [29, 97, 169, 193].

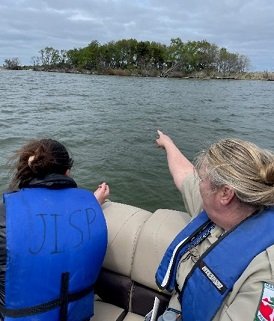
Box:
[0, 0, 273, 70]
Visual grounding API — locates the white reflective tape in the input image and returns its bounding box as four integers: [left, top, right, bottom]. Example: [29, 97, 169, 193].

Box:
[161, 237, 188, 288]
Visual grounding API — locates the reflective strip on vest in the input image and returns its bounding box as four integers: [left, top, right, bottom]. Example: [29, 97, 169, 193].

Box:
[155, 211, 210, 292]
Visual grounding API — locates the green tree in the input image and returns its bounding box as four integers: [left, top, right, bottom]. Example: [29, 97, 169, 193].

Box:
[136, 41, 151, 69]
[66, 48, 81, 67]
[114, 39, 138, 69]
[84, 41, 101, 70]
[100, 41, 117, 69]
[194, 40, 218, 71]
[167, 37, 184, 68]
[67, 42, 101, 70]
[149, 42, 167, 70]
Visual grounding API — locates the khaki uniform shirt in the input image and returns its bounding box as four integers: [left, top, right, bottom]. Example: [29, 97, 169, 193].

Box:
[168, 173, 274, 321]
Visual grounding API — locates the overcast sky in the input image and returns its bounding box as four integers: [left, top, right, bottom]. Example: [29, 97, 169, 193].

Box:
[1, 0, 273, 71]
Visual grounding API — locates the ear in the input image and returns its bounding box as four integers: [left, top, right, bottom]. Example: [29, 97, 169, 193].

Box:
[65, 169, 70, 176]
[219, 185, 235, 205]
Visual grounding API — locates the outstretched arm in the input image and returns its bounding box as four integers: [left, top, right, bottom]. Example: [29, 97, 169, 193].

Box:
[156, 130, 194, 191]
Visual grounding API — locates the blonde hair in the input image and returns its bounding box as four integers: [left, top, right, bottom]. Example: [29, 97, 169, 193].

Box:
[195, 138, 274, 208]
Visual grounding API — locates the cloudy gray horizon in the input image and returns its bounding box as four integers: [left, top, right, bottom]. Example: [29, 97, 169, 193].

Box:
[1, 0, 273, 71]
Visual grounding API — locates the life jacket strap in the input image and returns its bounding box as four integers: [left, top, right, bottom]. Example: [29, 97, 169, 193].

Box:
[60, 272, 70, 321]
[0, 274, 93, 318]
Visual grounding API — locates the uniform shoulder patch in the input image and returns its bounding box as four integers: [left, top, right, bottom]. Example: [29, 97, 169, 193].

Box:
[255, 282, 274, 321]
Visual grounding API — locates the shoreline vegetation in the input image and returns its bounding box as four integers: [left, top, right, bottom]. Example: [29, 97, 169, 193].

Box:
[20, 67, 274, 81]
[2, 38, 274, 81]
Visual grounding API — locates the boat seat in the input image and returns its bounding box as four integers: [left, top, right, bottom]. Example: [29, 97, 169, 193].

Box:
[92, 201, 191, 321]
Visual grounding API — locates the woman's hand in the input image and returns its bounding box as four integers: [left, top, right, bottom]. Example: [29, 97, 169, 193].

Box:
[156, 130, 174, 149]
[94, 182, 110, 205]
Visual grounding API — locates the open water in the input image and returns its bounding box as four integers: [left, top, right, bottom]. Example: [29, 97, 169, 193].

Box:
[1, 70, 274, 211]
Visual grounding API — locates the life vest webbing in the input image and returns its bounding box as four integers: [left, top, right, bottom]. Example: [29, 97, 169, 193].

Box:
[60, 272, 69, 321]
[0, 273, 93, 318]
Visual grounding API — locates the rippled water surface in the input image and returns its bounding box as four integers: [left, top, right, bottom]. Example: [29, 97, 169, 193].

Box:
[1, 70, 274, 211]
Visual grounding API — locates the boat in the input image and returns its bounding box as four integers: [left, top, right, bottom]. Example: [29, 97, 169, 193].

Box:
[93, 201, 191, 321]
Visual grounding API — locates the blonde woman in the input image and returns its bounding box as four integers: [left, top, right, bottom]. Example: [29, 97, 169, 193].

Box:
[156, 130, 274, 321]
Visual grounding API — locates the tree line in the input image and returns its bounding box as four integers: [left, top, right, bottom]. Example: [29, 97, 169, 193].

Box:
[3, 38, 249, 77]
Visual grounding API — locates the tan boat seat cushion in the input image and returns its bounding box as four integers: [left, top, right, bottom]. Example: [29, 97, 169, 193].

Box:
[131, 208, 191, 290]
[101, 201, 152, 276]
[93, 301, 125, 321]
[94, 201, 191, 321]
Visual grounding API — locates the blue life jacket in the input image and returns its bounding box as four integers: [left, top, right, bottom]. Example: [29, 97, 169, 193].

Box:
[0, 187, 107, 321]
[156, 208, 274, 321]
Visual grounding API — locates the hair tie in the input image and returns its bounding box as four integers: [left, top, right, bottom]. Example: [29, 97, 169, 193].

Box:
[28, 155, 35, 167]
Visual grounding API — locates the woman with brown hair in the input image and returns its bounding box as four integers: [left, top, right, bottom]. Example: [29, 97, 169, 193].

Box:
[0, 138, 109, 321]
